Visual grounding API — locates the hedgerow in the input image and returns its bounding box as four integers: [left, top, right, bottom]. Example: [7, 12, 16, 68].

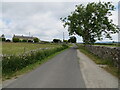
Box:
[2, 44, 68, 75]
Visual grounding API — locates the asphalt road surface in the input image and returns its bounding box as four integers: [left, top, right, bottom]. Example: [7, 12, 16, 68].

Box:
[4, 47, 86, 88]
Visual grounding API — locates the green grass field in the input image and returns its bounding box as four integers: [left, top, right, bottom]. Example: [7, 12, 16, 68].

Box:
[93, 44, 118, 47]
[78, 43, 119, 47]
[2, 42, 62, 55]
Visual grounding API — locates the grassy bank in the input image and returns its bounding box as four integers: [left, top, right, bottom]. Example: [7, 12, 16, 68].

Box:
[77, 44, 119, 78]
[2, 44, 69, 80]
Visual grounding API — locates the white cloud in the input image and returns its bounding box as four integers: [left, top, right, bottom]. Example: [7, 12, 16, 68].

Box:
[2, 0, 120, 2]
[1, 2, 77, 41]
[1, 2, 119, 42]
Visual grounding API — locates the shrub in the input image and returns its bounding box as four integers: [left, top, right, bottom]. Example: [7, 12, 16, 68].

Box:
[53, 39, 62, 43]
[22, 39, 27, 42]
[34, 38, 39, 43]
[63, 40, 68, 43]
[13, 38, 20, 42]
[62, 44, 69, 48]
[2, 38, 6, 42]
[19, 40, 22, 42]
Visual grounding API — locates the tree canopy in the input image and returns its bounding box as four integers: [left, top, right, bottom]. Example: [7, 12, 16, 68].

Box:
[53, 39, 62, 43]
[61, 2, 119, 44]
[34, 38, 39, 43]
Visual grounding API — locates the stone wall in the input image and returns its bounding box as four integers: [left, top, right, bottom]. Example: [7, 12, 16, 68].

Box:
[85, 45, 120, 67]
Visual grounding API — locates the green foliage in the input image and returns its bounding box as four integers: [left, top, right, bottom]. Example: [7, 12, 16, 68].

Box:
[2, 45, 68, 75]
[94, 43, 120, 47]
[61, 2, 120, 44]
[19, 40, 22, 42]
[1, 34, 6, 41]
[62, 44, 69, 48]
[22, 39, 27, 42]
[63, 40, 68, 43]
[53, 39, 62, 43]
[2, 38, 6, 42]
[34, 38, 39, 43]
[68, 36, 76, 43]
[13, 38, 20, 42]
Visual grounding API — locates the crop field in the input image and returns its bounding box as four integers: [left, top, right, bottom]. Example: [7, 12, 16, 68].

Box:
[2, 42, 62, 55]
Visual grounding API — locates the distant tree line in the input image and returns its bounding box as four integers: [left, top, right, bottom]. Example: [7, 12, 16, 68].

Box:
[53, 39, 62, 43]
[1, 34, 77, 43]
[52, 36, 76, 43]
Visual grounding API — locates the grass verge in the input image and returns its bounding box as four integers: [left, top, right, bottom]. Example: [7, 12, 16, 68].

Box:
[76, 44, 119, 78]
[2, 48, 68, 81]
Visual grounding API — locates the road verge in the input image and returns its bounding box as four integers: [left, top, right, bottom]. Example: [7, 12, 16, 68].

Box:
[2, 44, 69, 81]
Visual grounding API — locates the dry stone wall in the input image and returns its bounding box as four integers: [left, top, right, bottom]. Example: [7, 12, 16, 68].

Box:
[85, 45, 120, 67]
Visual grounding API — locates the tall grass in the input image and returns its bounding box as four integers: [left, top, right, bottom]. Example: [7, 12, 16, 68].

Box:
[2, 44, 68, 76]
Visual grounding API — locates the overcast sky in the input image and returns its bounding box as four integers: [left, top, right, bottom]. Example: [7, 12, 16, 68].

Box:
[0, 0, 119, 42]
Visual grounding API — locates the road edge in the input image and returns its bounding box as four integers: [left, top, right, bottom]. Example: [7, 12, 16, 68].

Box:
[77, 49, 118, 88]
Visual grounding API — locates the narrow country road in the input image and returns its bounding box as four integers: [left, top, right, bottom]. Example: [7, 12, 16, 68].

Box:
[3, 46, 86, 88]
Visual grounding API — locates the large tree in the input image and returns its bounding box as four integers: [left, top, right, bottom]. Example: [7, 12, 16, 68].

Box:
[61, 2, 119, 44]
